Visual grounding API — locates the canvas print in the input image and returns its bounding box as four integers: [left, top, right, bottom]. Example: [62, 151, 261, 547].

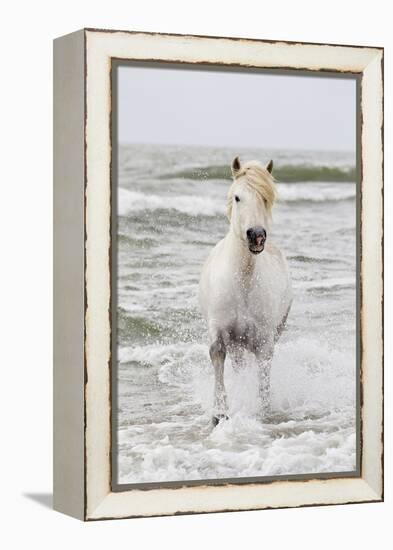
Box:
[112, 63, 358, 486]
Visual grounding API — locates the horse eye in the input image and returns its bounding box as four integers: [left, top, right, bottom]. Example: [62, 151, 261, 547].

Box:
[235, 195, 240, 202]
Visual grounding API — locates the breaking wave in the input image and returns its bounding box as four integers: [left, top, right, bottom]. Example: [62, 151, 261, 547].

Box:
[118, 183, 355, 217]
[118, 188, 222, 217]
[117, 336, 356, 483]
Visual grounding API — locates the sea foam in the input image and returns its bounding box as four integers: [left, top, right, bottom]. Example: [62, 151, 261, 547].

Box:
[117, 335, 356, 483]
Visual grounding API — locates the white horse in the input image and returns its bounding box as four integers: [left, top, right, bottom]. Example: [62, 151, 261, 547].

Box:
[199, 156, 292, 426]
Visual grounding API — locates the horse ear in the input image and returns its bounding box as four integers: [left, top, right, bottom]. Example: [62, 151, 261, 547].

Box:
[266, 159, 273, 174]
[231, 156, 241, 176]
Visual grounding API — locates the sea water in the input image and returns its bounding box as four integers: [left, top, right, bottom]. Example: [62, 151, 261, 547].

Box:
[116, 143, 357, 484]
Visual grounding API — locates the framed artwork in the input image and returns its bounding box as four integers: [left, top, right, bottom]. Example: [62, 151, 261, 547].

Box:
[53, 28, 383, 520]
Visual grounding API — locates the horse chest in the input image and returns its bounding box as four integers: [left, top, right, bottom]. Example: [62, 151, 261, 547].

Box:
[226, 284, 273, 347]
[233, 275, 272, 316]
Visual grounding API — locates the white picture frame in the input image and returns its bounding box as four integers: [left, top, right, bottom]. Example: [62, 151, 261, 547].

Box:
[53, 28, 383, 520]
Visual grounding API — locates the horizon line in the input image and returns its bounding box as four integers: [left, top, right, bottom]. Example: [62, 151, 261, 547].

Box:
[118, 140, 356, 155]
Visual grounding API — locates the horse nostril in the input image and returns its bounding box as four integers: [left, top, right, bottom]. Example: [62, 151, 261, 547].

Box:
[255, 227, 266, 240]
[247, 227, 266, 242]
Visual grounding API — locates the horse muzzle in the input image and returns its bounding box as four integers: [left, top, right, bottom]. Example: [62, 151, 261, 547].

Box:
[246, 226, 266, 254]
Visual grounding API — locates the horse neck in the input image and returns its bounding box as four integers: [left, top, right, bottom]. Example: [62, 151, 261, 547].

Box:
[225, 230, 257, 279]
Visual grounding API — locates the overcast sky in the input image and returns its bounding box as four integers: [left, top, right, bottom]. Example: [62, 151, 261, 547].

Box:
[118, 65, 357, 151]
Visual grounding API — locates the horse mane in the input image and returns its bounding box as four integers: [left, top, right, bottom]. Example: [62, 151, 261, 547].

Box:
[226, 160, 277, 221]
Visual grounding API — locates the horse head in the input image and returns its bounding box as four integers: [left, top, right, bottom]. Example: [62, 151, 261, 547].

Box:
[227, 156, 276, 254]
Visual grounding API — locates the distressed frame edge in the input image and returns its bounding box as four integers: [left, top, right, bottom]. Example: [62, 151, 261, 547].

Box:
[358, 48, 384, 500]
[86, 481, 383, 521]
[83, 26, 384, 53]
[81, 29, 383, 521]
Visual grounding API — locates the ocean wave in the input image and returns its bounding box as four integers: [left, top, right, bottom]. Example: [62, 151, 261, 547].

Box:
[117, 336, 356, 483]
[118, 336, 355, 411]
[159, 164, 356, 183]
[118, 341, 207, 368]
[288, 254, 343, 264]
[118, 416, 356, 483]
[118, 184, 355, 218]
[118, 309, 163, 340]
[118, 188, 223, 217]
[278, 183, 355, 203]
[296, 277, 355, 291]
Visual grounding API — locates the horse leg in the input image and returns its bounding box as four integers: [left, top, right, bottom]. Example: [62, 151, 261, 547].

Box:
[256, 338, 274, 418]
[274, 302, 292, 343]
[229, 346, 245, 372]
[209, 336, 228, 426]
